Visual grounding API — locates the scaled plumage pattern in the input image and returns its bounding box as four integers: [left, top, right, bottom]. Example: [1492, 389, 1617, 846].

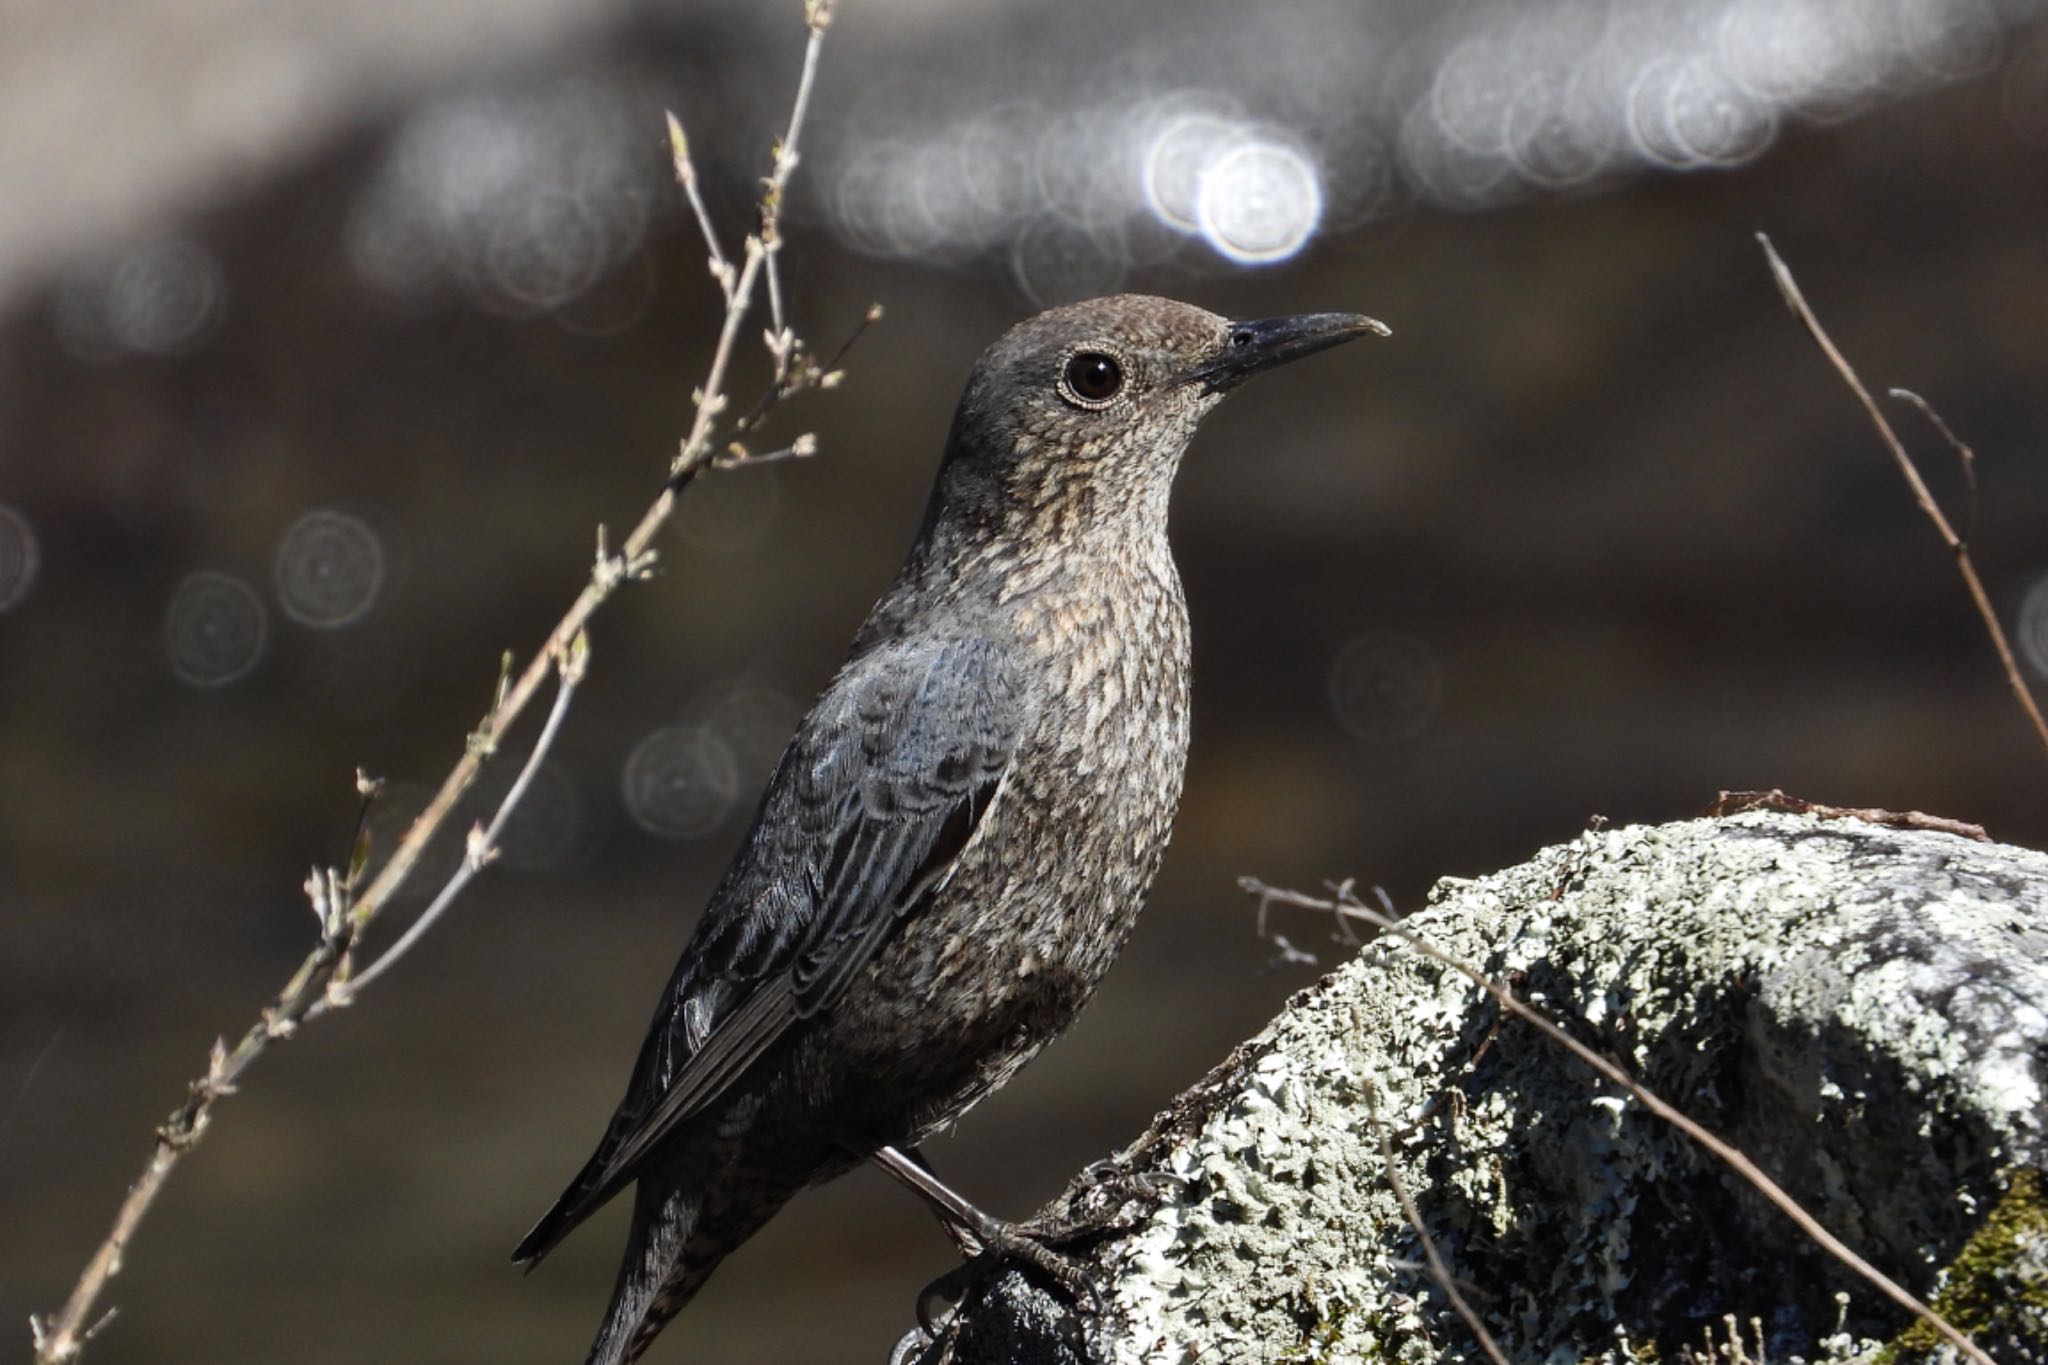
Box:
[518, 295, 1384, 1363]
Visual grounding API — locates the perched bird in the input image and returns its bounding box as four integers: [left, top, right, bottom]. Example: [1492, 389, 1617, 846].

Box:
[517, 294, 1385, 1363]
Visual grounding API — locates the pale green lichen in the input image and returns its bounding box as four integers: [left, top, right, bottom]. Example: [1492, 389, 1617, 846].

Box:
[1094, 813, 2048, 1365]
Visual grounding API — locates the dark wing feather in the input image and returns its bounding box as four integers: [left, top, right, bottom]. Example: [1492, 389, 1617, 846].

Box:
[513, 635, 1025, 1264]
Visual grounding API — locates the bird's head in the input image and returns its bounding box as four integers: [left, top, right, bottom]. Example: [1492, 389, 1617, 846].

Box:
[933, 294, 1387, 540]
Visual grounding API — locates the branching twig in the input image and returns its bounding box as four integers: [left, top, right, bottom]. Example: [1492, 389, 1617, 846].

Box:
[32, 7, 847, 1360]
[1239, 876, 1995, 1365]
[314, 632, 588, 1011]
[734, 300, 883, 439]
[666, 113, 735, 306]
[1891, 387, 1978, 545]
[1757, 233, 2048, 762]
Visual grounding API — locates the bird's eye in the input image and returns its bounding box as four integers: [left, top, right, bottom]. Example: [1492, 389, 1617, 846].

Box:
[1061, 351, 1125, 406]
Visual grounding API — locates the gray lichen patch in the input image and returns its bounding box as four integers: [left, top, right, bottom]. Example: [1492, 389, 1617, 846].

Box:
[1082, 812, 2048, 1365]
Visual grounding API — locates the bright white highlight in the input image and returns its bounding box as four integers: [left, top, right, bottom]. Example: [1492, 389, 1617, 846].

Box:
[1196, 140, 1323, 264]
[821, 0, 2026, 289]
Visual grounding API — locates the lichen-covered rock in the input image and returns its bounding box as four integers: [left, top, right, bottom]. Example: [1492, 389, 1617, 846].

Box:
[904, 811, 2048, 1364]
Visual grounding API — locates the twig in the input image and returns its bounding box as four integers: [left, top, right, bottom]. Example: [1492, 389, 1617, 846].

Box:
[666, 113, 734, 306]
[1757, 233, 2048, 762]
[734, 300, 883, 437]
[1367, 1083, 1510, 1365]
[713, 432, 818, 471]
[30, 865, 357, 1364]
[1705, 788, 1987, 842]
[1238, 876, 1996, 1365]
[32, 8, 846, 1361]
[1890, 388, 1978, 545]
[671, 2, 833, 481]
[316, 633, 587, 1010]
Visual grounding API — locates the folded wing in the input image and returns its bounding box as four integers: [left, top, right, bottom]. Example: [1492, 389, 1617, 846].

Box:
[514, 634, 1027, 1264]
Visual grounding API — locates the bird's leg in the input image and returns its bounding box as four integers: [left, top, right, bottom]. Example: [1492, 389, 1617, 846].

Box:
[866, 1145, 1098, 1308]
[874, 1145, 979, 1257]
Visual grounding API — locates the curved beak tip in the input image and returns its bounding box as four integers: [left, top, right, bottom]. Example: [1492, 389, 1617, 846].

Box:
[1189, 310, 1390, 393]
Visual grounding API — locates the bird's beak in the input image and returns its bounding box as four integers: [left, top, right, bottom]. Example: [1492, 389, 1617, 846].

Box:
[1181, 312, 1391, 395]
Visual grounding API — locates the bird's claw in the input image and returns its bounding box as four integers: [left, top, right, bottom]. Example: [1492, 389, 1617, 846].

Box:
[1026, 1163, 1187, 1245]
[916, 1220, 1105, 1328]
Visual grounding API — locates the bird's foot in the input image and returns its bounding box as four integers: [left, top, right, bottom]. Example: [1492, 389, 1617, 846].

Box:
[915, 1222, 1100, 1338]
[1025, 1158, 1186, 1244]
[901, 1241, 1095, 1365]
[914, 1160, 1181, 1328]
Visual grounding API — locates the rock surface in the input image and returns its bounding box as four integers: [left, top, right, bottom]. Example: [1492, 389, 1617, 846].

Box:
[899, 811, 2048, 1364]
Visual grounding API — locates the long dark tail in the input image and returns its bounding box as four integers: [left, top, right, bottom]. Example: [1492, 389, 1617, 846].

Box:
[586, 1169, 802, 1365]
[587, 1180, 701, 1365]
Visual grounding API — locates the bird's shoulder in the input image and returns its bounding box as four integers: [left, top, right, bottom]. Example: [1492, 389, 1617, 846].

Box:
[659, 630, 1033, 1051]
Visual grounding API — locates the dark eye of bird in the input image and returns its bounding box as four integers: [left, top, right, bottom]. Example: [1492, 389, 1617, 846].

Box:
[1063, 351, 1124, 404]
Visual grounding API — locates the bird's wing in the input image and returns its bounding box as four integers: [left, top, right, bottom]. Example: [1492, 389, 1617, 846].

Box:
[513, 634, 1027, 1264]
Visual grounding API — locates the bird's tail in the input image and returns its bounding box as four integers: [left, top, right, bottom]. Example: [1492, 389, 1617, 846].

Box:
[585, 1171, 800, 1365]
[586, 1180, 703, 1365]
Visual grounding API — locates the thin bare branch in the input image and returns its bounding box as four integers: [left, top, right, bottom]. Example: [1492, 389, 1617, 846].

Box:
[732, 299, 883, 439]
[317, 635, 586, 1010]
[713, 433, 818, 471]
[1757, 233, 2048, 762]
[1889, 387, 1979, 548]
[667, 112, 734, 305]
[1240, 876, 1996, 1365]
[33, 9, 845, 1359]
[1705, 787, 1987, 841]
[1367, 1084, 1510, 1365]
[30, 864, 356, 1364]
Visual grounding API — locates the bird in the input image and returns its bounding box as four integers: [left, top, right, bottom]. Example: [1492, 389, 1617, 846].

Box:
[516, 294, 1387, 1363]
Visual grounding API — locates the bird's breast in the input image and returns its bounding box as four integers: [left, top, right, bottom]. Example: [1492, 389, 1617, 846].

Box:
[894, 551, 1190, 1052]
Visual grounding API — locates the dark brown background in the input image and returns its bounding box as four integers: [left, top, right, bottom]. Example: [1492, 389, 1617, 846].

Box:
[4, 1, 2046, 1361]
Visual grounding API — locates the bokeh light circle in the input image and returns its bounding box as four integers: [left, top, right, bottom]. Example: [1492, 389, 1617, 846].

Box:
[53, 239, 227, 360]
[274, 509, 385, 627]
[814, 2, 2034, 265]
[2017, 576, 2048, 680]
[1661, 60, 1777, 166]
[1142, 111, 1244, 232]
[1329, 631, 1444, 742]
[106, 238, 226, 355]
[484, 191, 607, 312]
[0, 505, 40, 612]
[166, 571, 269, 687]
[347, 79, 657, 315]
[622, 725, 741, 840]
[703, 685, 802, 779]
[1195, 140, 1323, 264]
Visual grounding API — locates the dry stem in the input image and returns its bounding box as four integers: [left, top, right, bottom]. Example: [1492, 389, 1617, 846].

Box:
[1367, 1083, 1509, 1365]
[315, 631, 588, 1011]
[30, 6, 845, 1360]
[1757, 233, 2048, 762]
[1241, 876, 1995, 1365]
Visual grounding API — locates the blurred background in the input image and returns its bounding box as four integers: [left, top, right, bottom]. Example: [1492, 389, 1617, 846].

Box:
[4, 0, 2047, 1359]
